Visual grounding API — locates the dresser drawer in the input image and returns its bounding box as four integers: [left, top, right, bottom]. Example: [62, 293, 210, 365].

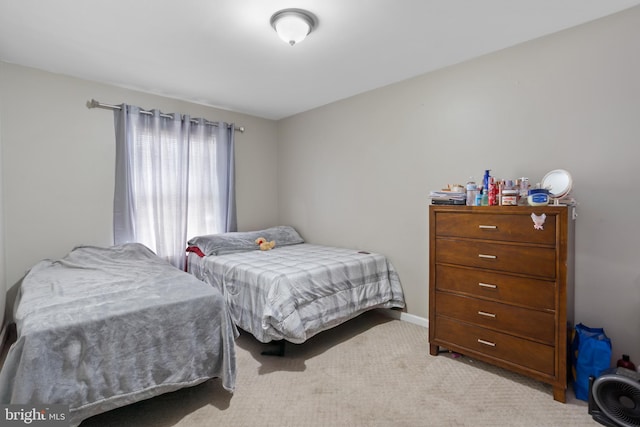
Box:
[436, 238, 556, 279]
[434, 212, 556, 245]
[435, 292, 555, 344]
[435, 265, 556, 310]
[434, 317, 555, 376]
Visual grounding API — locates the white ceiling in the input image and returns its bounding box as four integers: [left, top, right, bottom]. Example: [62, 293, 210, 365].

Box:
[1, 0, 639, 120]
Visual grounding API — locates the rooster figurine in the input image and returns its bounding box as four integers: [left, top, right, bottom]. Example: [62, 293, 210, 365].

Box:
[531, 213, 546, 230]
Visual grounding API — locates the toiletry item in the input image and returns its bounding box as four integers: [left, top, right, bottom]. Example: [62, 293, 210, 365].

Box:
[501, 189, 519, 206]
[475, 188, 483, 206]
[500, 180, 515, 206]
[488, 177, 497, 206]
[528, 188, 549, 206]
[481, 188, 489, 206]
[519, 177, 529, 205]
[466, 180, 477, 206]
[483, 170, 491, 193]
[617, 354, 636, 371]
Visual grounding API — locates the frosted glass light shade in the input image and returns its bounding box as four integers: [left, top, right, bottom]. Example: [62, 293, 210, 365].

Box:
[270, 9, 317, 46]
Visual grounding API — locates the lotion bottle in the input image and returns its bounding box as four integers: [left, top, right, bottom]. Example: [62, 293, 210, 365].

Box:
[481, 188, 489, 206]
[483, 170, 491, 193]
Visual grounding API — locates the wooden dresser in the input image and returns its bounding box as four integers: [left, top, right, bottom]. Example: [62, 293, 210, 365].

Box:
[428, 205, 575, 402]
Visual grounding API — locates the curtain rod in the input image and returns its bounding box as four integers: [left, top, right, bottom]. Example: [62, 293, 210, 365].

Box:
[86, 99, 245, 133]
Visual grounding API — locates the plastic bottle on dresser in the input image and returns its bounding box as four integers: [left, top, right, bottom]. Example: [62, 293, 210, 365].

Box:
[488, 177, 497, 206]
[475, 188, 483, 206]
[483, 170, 491, 194]
[466, 178, 477, 206]
[617, 354, 636, 371]
[518, 177, 530, 205]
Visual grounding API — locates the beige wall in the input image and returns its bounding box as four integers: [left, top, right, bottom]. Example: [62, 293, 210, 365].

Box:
[0, 63, 280, 324]
[278, 6, 640, 361]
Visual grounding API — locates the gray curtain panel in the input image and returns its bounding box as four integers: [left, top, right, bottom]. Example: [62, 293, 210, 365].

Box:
[113, 104, 236, 269]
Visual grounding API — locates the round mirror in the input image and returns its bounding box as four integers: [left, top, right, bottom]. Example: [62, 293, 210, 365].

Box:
[541, 169, 572, 199]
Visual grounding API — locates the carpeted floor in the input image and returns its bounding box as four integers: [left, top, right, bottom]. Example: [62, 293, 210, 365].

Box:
[79, 310, 596, 426]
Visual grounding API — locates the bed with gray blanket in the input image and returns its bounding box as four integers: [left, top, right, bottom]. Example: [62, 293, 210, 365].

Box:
[186, 226, 405, 347]
[0, 243, 237, 426]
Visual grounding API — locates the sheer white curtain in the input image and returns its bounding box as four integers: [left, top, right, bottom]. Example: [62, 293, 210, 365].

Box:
[187, 118, 236, 240]
[113, 105, 236, 269]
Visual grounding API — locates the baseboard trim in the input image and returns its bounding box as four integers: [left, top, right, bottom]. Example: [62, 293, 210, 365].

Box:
[376, 308, 428, 328]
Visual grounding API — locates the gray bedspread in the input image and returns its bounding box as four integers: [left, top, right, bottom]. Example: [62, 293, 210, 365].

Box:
[0, 243, 237, 426]
[187, 243, 405, 344]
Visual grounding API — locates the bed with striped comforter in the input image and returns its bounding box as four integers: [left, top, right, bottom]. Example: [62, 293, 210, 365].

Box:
[187, 243, 405, 344]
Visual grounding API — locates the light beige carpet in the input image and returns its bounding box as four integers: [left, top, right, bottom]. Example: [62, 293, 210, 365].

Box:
[79, 310, 595, 426]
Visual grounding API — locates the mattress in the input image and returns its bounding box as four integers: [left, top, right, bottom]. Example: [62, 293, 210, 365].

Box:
[187, 243, 405, 344]
[0, 243, 237, 426]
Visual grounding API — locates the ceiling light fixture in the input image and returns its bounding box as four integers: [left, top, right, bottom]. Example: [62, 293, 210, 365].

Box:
[270, 8, 317, 46]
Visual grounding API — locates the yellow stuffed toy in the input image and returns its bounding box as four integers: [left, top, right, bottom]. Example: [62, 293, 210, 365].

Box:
[255, 237, 276, 251]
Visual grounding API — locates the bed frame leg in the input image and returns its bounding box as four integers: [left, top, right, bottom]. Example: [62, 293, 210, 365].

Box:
[261, 340, 285, 357]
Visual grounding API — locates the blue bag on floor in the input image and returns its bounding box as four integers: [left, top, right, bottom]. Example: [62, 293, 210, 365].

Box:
[571, 323, 612, 401]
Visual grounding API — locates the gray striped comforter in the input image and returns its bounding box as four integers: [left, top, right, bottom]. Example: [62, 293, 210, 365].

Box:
[187, 243, 405, 343]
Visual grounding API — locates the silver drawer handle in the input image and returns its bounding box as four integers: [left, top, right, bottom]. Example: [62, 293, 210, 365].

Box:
[477, 339, 496, 347]
[478, 254, 497, 259]
[478, 311, 496, 318]
[478, 225, 497, 229]
[478, 282, 497, 289]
